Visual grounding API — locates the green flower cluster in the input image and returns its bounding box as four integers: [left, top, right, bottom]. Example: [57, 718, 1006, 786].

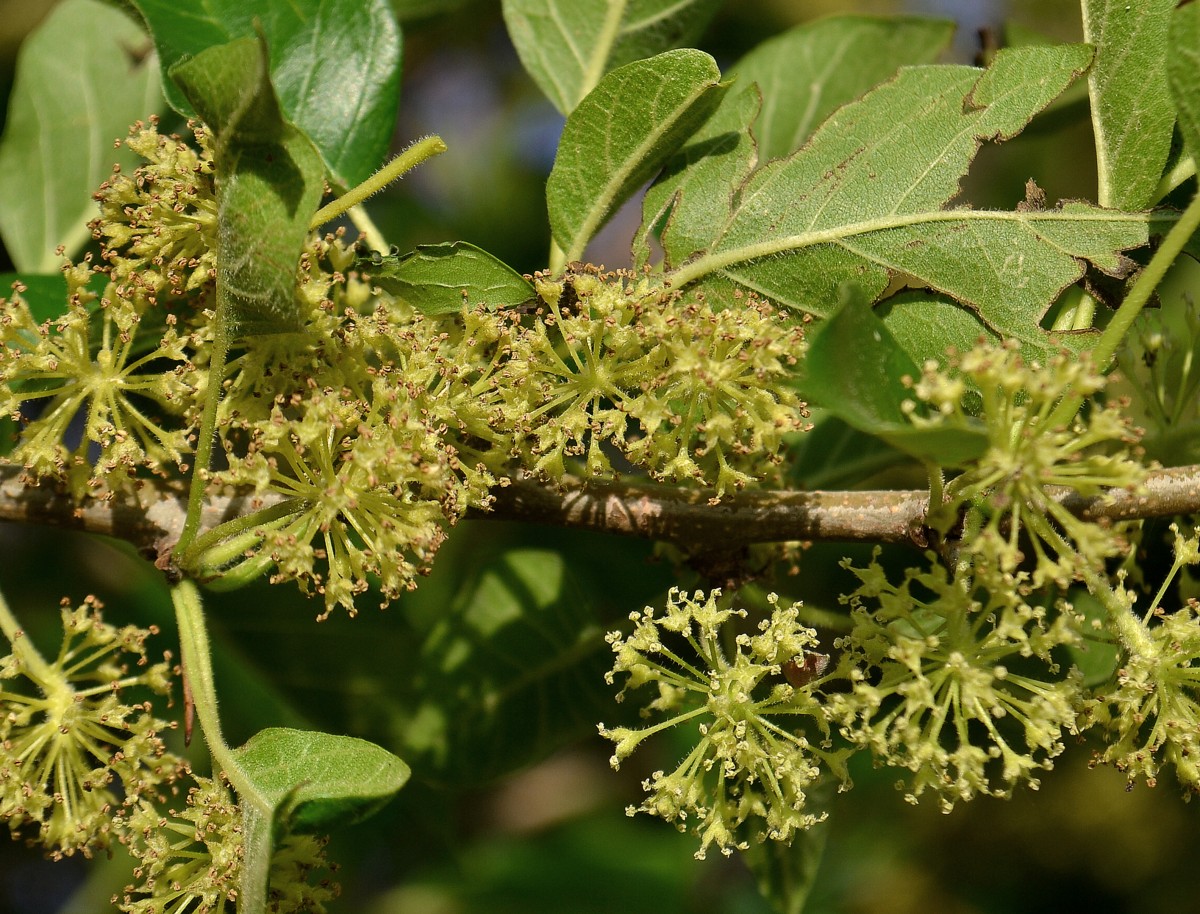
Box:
[116, 774, 338, 914]
[1, 122, 810, 616]
[907, 341, 1145, 586]
[1083, 526, 1200, 792]
[0, 595, 183, 858]
[600, 589, 846, 859]
[830, 552, 1083, 810]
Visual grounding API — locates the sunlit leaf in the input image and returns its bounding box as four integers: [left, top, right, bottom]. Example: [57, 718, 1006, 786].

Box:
[369, 242, 536, 314]
[1169, 1, 1200, 162]
[0, 0, 161, 272]
[132, 0, 401, 186]
[547, 48, 726, 263]
[1083, 0, 1176, 208]
[503, 0, 722, 114]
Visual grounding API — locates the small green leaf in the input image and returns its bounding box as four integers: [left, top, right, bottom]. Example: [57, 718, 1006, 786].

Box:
[132, 0, 401, 187]
[171, 36, 325, 335]
[1169, 1, 1200, 162]
[0, 0, 162, 272]
[397, 549, 611, 784]
[502, 0, 722, 114]
[0, 272, 107, 324]
[800, 287, 988, 466]
[234, 727, 410, 832]
[369, 242, 536, 314]
[727, 15, 953, 164]
[1065, 591, 1121, 687]
[547, 48, 726, 263]
[1083, 0, 1176, 208]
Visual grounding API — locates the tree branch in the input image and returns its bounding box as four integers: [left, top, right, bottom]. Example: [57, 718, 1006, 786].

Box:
[3, 464, 1200, 560]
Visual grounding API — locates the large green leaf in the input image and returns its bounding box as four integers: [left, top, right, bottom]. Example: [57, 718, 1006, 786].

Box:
[663, 46, 1153, 345]
[397, 549, 612, 784]
[1169, 1, 1200, 162]
[233, 727, 410, 832]
[1083, 0, 1176, 209]
[171, 37, 325, 335]
[0, 0, 161, 273]
[132, 0, 401, 187]
[502, 0, 722, 114]
[547, 49, 726, 263]
[640, 15, 953, 270]
[369, 242, 536, 314]
[726, 15, 953, 165]
[800, 287, 988, 467]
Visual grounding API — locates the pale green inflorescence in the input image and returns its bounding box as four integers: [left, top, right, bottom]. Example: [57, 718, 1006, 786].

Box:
[1083, 526, 1200, 792]
[116, 774, 338, 914]
[830, 552, 1084, 810]
[907, 340, 1145, 587]
[600, 589, 847, 859]
[1, 121, 811, 616]
[0, 597, 183, 858]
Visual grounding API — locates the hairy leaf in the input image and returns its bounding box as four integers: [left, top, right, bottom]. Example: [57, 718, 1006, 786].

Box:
[132, 0, 401, 187]
[664, 46, 1153, 345]
[369, 242, 536, 314]
[0, 0, 161, 273]
[502, 0, 722, 114]
[1083, 0, 1176, 209]
[171, 37, 325, 335]
[397, 549, 611, 784]
[1169, 1, 1200, 161]
[234, 728, 410, 832]
[641, 15, 953, 269]
[547, 48, 726, 263]
[726, 15, 953, 165]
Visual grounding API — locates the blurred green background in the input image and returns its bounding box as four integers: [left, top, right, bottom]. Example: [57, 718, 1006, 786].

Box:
[2, 2, 1196, 913]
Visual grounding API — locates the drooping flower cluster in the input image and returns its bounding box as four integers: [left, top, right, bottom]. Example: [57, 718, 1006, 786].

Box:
[600, 589, 846, 859]
[1082, 525, 1200, 791]
[829, 552, 1084, 810]
[116, 774, 338, 914]
[0, 595, 183, 857]
[907, 341, 1145, 586]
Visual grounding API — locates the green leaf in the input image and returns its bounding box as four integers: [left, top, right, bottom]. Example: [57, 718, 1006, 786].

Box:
[1064, 591, 1121, 688]
[1083, 0, 1176, 208]
[132, 0, 401, 187]
[369, 242, 536, 314]
[233, 727, 410, 832]
[665, 46, 1153, 346]
[727, 15, 953, 165]
[640, 15, 953, 270]
[0, 272, 107, 324]
[502, 0, 722, 114]
[800, 287, 988, 466]
[171, 36, 325, 335]
[397, 549, 611, 784]
[0, 0, 162, 272]
[547, 49, 726, 263]
[1169, 1, 1200, 162]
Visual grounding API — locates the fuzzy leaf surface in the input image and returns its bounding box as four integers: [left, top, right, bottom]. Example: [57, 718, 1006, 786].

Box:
[1169, 1, 1200, 161]
[1083, 0, 1176, 209]
[641, 15, 953, 268]
[369, 242, 536, 314]
[233, 727, 410, 832]
[547, 48, 726, 262]
[132, 0, 401, 186]
[0, 0, 161, 272]
[171, 37, 325, 335]
[726, 15, 953, 164]
[665, 46, 1152, 344]
[502, 0, 722, 114]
